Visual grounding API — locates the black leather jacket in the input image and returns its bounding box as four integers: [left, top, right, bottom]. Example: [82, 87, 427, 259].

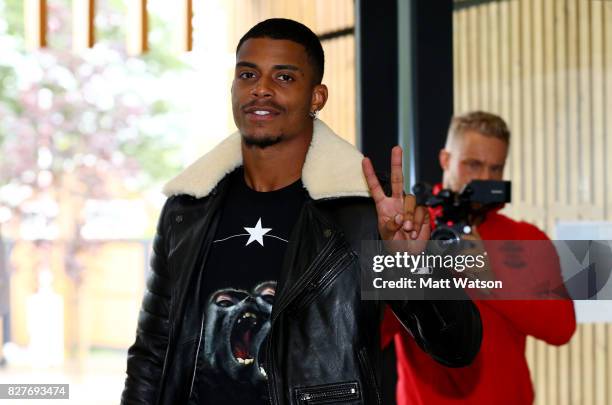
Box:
[121, 175, 482, 405]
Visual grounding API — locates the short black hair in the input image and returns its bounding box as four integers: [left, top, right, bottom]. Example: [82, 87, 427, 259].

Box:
[236, 18, 325, 84]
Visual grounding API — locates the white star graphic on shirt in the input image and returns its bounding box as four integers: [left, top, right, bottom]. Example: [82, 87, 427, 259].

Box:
[244, 218, 272, 246]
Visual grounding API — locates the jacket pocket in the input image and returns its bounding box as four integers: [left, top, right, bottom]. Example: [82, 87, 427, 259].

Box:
[294, 381, 360, 404]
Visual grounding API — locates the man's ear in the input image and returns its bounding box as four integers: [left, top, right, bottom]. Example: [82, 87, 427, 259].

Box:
[311, 84, 328, 112]
[439, 149, 450, 171]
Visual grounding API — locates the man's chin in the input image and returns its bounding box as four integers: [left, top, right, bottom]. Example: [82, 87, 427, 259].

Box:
[241, 133, 283, 149]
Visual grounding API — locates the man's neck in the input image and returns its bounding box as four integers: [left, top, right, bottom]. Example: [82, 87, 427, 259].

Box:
[241, 130, 312, 192]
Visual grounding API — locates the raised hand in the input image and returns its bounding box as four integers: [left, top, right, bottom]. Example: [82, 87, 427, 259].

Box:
[362, 146, 431, 243]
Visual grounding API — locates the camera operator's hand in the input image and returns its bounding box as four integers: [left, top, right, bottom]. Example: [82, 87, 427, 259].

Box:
[362, 146, 431, 251]
[460, 226, 496, 290]
[462, 225, 483, 242]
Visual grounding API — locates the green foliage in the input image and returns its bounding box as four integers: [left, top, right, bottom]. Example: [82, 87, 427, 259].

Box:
[2, 0, 24, 40]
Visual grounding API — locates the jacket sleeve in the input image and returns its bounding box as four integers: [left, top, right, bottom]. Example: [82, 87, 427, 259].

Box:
[121, 200, 173, 405]
[386, 295, 482, 368]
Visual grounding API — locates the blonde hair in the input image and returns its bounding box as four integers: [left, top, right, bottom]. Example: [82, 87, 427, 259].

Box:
[446, 111, 510, 147]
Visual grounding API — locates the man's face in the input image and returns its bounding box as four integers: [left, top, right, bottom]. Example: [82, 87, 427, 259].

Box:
[231, 38, 326, 147]
[440, 130, 509, 192]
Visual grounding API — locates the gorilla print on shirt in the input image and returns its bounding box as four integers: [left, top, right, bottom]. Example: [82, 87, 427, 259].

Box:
[201, 281, 276, 394]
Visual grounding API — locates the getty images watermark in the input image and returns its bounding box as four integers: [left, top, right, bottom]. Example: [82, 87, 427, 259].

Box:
[360, 240, 612, 301]
[370, 250, 500, 290]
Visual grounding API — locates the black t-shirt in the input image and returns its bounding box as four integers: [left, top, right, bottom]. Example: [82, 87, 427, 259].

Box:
[190, 168, 306, 405]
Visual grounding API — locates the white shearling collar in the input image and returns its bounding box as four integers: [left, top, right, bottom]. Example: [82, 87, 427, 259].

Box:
[162, 120, 370, 200]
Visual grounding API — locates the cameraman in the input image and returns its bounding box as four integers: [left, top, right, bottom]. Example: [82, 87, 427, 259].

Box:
[382, 111, 576, 404]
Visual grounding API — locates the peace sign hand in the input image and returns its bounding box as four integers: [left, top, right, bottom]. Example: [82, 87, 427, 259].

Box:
[362, 146, 431, 246]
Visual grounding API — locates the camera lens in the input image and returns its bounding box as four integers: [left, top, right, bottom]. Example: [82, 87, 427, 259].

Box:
[432, 226, 461, 242]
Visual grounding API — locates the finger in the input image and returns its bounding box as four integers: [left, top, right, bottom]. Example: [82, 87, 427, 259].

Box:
[411, 206, 428, 239]
[362, 157, 386, 203]
[402, 194, 417, 232]
[416, 216, 431, 241]
[383, 214, 403, 239]
[390, 146, 404, 199]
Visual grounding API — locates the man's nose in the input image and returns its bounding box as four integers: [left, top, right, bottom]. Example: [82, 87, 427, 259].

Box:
[251, 77, 273, 98]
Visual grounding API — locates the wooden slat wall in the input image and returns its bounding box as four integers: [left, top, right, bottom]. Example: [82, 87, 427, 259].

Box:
[178, 0, 193, 52]
[126, 0, 148, 55]
[72, 0, 95, 51]
[225, 0, 355, 145]
[454, 1, 612, 404]
[24, 0, 47, 49]
[454, 0, 612, 228]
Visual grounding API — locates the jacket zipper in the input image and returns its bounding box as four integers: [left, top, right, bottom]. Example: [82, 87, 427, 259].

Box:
[299, 388, 356, 403]
[188, 313, 206, 399]
[296, 382, 360, 404]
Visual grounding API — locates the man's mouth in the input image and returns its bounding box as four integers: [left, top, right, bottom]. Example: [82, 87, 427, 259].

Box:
[242, 104, 282, 121]
[245, 110, 278, 122]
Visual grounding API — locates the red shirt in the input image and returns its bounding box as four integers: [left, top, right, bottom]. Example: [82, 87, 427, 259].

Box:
[381, 206, 576, 405]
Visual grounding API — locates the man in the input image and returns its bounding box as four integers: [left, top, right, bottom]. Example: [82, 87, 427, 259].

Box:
[121, 19, 482, 405]
[383, 111, 576, 404]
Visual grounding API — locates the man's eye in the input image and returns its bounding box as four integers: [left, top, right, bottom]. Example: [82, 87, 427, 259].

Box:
[239, 71, 255, 79]
[278, 74, 294, 82]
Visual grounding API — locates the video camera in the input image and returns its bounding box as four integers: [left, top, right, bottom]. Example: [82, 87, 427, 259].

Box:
[412, 180, 511, 242]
